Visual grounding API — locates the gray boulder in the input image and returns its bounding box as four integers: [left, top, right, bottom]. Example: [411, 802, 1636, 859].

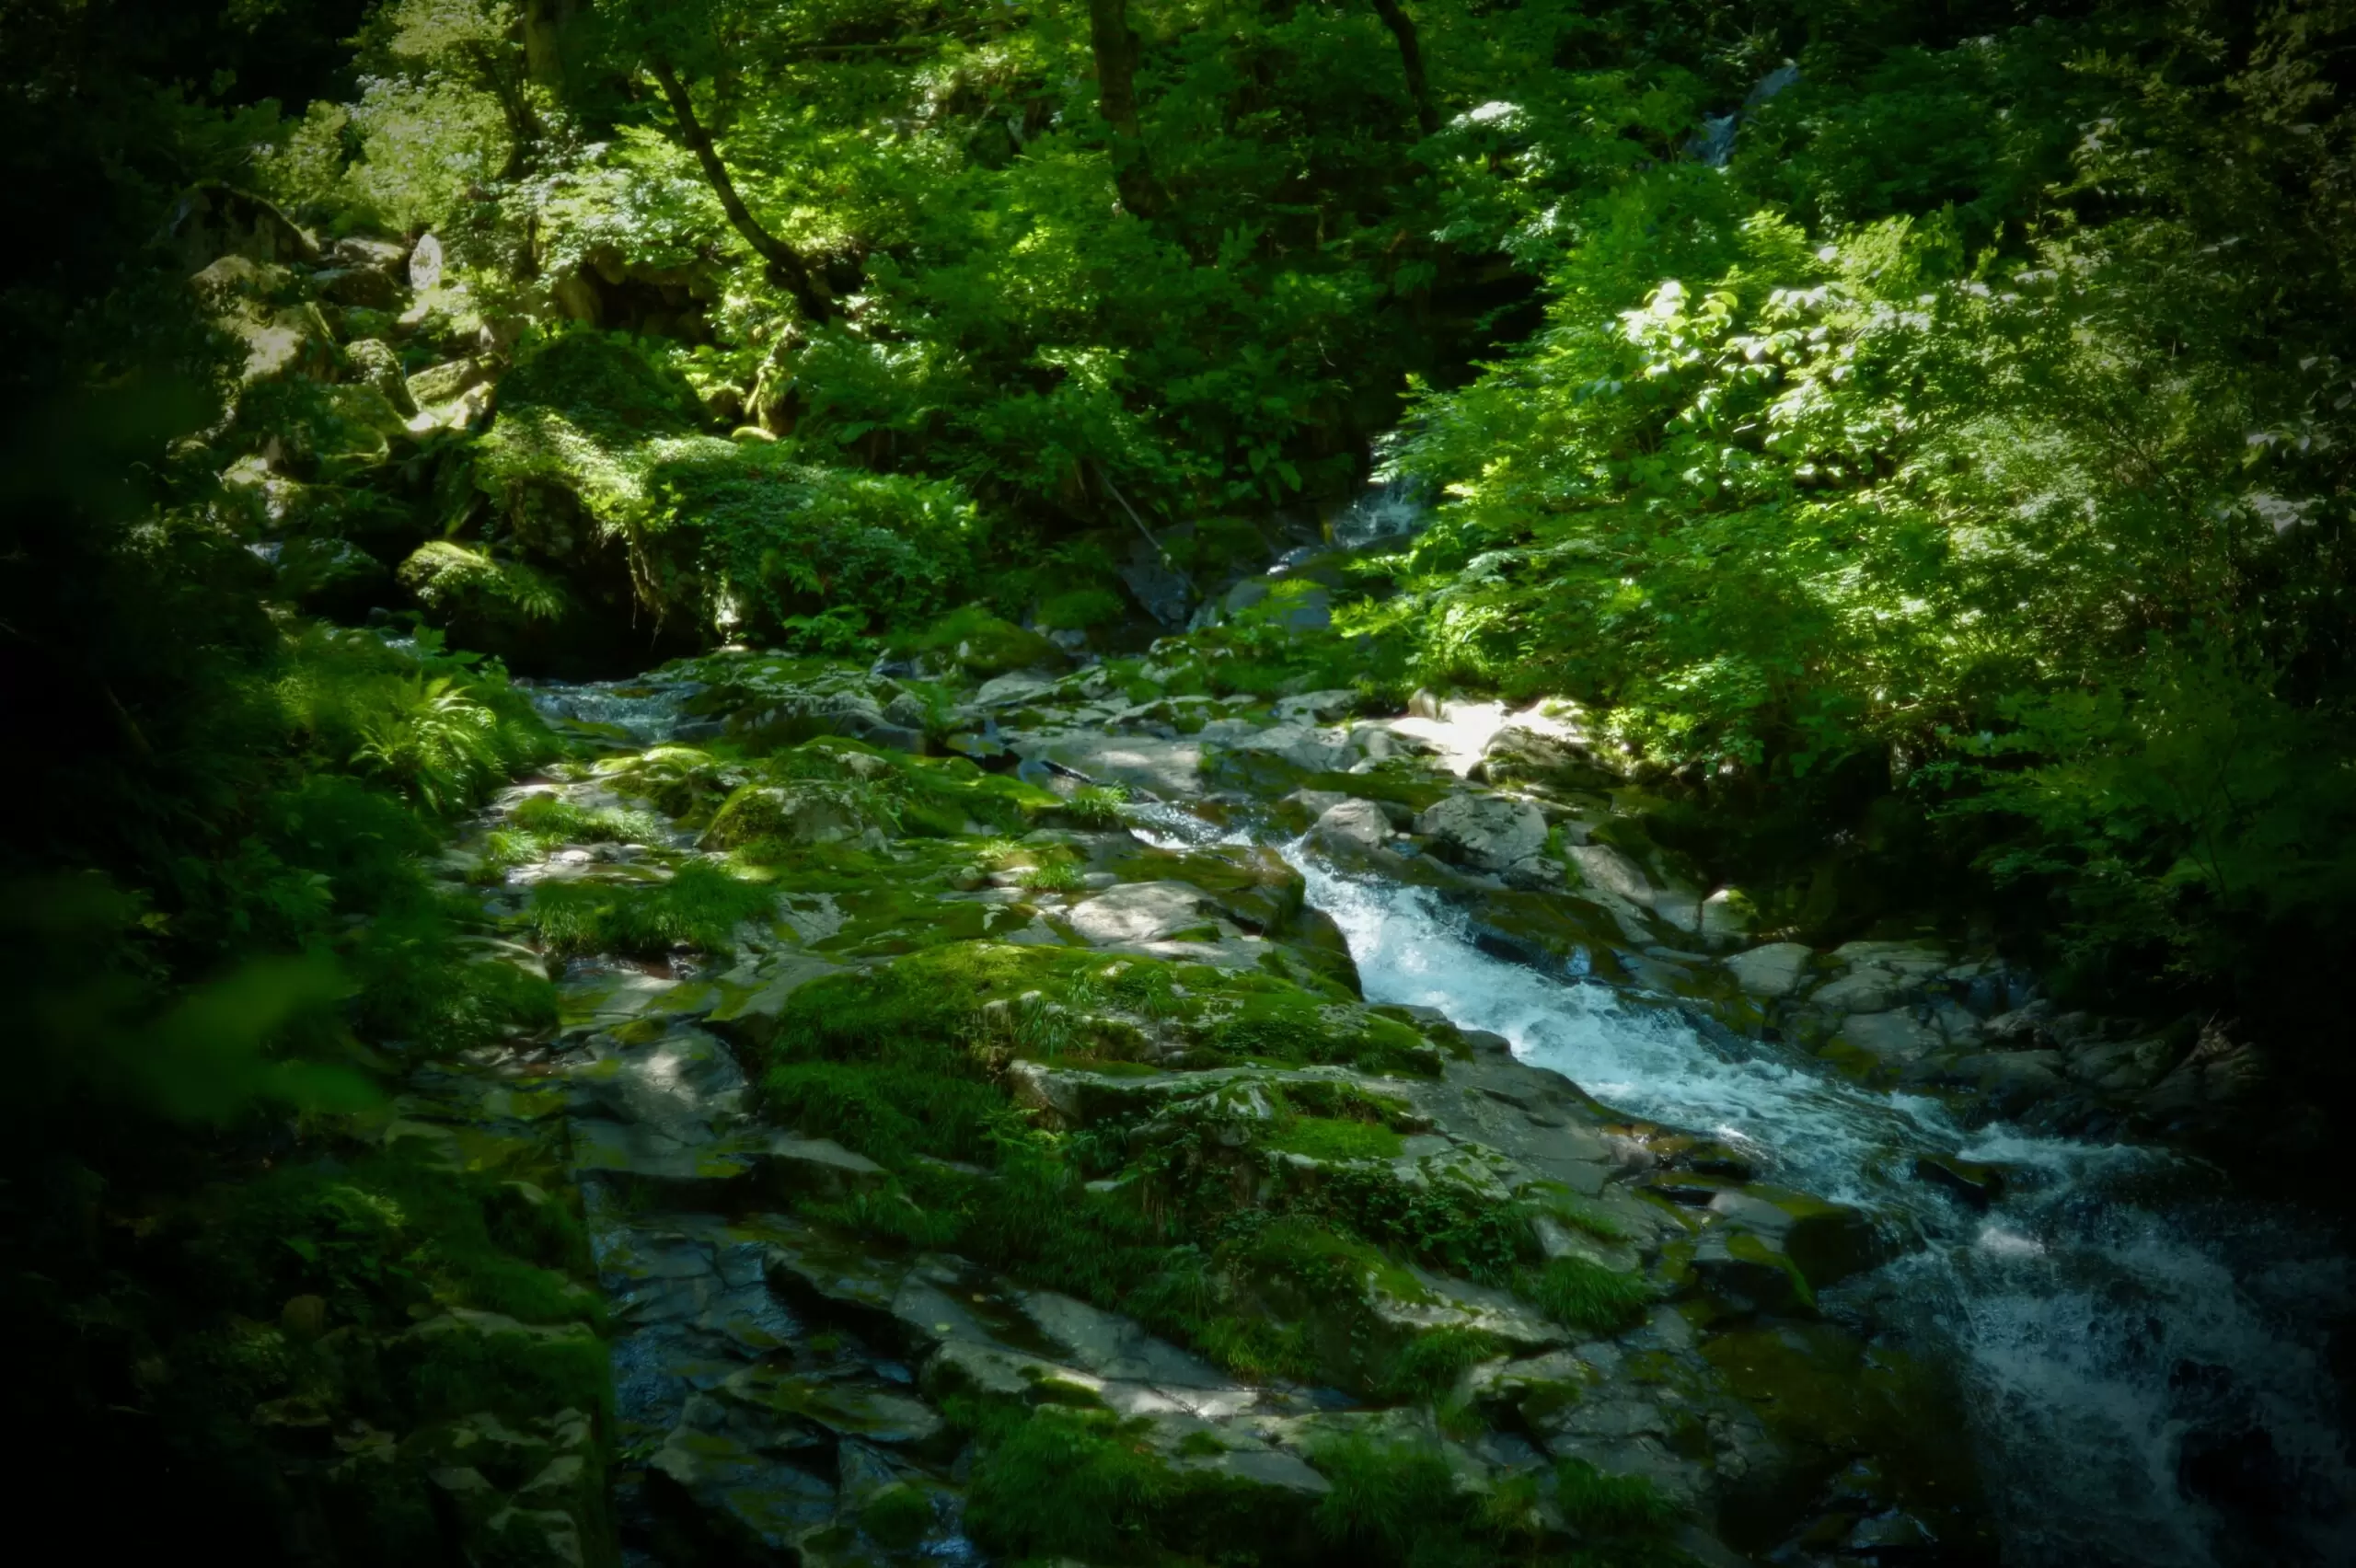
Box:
[1416, 793, 1548, 870]
[1726, 942, 1813, 998]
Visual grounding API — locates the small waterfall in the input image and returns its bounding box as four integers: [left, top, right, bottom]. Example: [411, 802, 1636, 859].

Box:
[1330, 475, 1432, 549]
[1295, 857, 2356, 1568]
[520, 677, 700, 744]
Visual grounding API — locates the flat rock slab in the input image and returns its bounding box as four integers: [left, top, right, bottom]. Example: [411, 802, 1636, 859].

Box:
[1726, 941, 1814, 998]
[1011, 732, 1206, 797]
[1065, 880, 1221, 945]
[1016, 1287, 1231, 1389]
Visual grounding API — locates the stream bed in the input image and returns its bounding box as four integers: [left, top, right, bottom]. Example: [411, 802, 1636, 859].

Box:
[499, 664, 2356, 1567]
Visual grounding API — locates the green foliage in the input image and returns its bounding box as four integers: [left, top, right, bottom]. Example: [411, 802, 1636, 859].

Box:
[1311, 1434, 1485, 1568]
[1520, 1256, 1654, 1335]
[208, 1149, 597, 1331]
[1064, 783, 1131, 828]
[962, 1405, 1173, 1560]
[1268, 1114, 1405, 1163]
[1383, 6, 2356, 1016]
[1038, 586, 1127, 630]
[1553, 1458, 1679, 1535]
[1379, 1326, 1498, 1404]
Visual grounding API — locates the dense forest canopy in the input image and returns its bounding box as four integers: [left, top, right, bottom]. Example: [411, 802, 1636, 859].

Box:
[6, 0, 2354, 1558]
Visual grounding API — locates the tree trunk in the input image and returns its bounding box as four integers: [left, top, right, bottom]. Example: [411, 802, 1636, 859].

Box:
[647, 57, 833, 324]
[1085, 0, 1169, 218]
[1369, 0, 1439, 137]
[522, 0, 575, 91]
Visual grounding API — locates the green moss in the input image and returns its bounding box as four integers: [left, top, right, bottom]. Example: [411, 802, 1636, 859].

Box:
[527, 859, 776, 956]
[1197, 987, 1437, 1075]
[896, 605, 1059, 674]
[702, 778, 882, 849]
[202, 1153, 596, 1332]
[1377, 1326, 1497, 1404]
[1037, 587, 1127, 630]
[857, 1483, 934, 1550]
[1523, 1182, 1634, 1244]
[761, 1060, 1005, 1169]
[1021, 859, 1084, 892]
[1296, 1168, 1536, 1287]
[960, 1406, 1161, 1559]
[593, 744, 736, 822]
[769, 941, 1080, 1063]
[388, 1310, 612, 1433]
[1311, 1434, 1492, 1568]
[1268, 1115, 1403, 1163]
[506, 794, 665, 845]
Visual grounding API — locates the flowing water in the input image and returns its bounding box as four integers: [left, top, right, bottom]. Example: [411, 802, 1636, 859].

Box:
[1296, 859, 2356, 1568]
[533, 677, 2352, 1563]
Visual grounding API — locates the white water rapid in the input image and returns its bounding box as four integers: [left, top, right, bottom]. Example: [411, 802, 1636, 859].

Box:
[1297, 857, 2355, 1568]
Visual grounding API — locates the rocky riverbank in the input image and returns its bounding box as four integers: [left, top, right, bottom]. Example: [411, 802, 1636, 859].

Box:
[387, 640, 2037, 1566]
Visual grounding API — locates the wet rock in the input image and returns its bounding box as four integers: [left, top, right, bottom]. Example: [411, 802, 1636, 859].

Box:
[756, 1136, 891, 1202]
[645, 1391, 838, 1557]
[1707, 1184, 1892, 1294]
[1912, 1048, 2069, 1118]
[1416, 793, 1548, 871]
[1272, 689, 1357, 724]
[563, 1026, 746, 1142]
[975, 671, 1057, 708]
[1911, 1153, 2006, 1209]
[1012, 732, 1204, 797]
[703, 954, 845, 1049]
[1810, 969, 1905, 1015]
[406, 355, 485, 409]
[720, 1364, 953, 1458]
[1309, 797, 1392, 856]
[1004, 1060, 1186, 1126]
[1565, 841, 1655, 904]
[1014, 1289, 1232, 1388]
[1231, 721, 1357, 773]
[1830, 940, 1950, 977]
[1724, 941, 1813, 998]
[1836, 1009, 1943, 1064]
[166, 180, 319, 271]
[1691, 1229, 1816, 1316]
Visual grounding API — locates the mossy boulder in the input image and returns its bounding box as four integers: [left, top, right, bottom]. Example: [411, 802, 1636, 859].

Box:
[701, 781, 883, 851]
[1706, 1184, 1895, 1295]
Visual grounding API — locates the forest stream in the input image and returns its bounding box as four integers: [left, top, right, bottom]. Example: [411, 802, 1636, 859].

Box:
[361, 650, 2352, 1568]
[19, 6, 2356, 1565]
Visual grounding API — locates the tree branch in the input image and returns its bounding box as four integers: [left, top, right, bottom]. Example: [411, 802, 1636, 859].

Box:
[648, 56, 833, 324]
